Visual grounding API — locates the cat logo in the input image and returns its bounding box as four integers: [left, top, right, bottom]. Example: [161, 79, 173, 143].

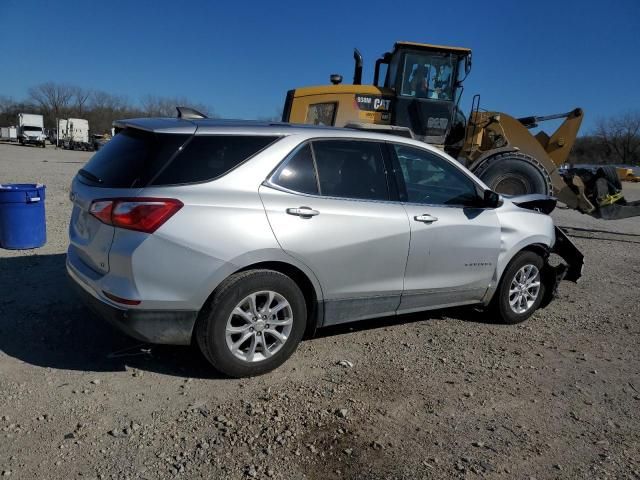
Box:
[355, 94, 393, 112]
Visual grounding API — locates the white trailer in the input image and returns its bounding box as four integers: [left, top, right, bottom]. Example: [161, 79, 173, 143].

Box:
[56, 119, 68, 146]
[68, 118, 89, 144]
[61, 118, 92, 150]
[8, 126, 17, 142]
[17, 113, 46, 147]
[1, 127, 8, 140]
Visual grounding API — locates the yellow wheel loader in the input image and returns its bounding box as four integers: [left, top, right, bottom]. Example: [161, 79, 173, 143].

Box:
[282, 41, 640, 219]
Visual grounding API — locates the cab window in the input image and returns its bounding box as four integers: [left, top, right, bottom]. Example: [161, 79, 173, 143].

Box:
[393, 144, 480, 206]
[400, 52, 455, 101]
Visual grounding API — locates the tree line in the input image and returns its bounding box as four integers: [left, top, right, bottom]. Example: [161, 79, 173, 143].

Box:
[0, 82, 214, 134]
[568, 111, 640, 166]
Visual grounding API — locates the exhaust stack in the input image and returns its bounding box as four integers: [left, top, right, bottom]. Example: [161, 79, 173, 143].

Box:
[353, 48, 363, 85]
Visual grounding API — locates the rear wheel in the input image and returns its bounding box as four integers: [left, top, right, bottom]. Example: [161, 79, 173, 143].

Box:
[490, 251, 545, 324]
[476, 152, 551, 196]
[195, 269, 307, 377]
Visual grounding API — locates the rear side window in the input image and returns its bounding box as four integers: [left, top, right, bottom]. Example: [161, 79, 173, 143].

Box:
[270, 144, 319, 194]
[79, 128, 188, 188]
[152, 135, 280, 185]
[312, 140, 389, 201]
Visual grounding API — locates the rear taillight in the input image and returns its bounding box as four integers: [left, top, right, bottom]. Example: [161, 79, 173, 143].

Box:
[89, 198, 183, 233]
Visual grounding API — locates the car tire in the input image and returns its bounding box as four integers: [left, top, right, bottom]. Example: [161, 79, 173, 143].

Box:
[195, 269, 307, 377]
[476, 153, 551, 196]
[489, 251, 546, 324]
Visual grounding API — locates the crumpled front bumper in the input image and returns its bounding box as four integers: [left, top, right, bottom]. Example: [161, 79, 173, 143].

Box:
[552, 227, 584, 282]
[540, 227, 584, 307]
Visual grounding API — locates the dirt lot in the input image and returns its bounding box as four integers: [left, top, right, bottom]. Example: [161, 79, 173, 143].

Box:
[1, 142, 639, 479]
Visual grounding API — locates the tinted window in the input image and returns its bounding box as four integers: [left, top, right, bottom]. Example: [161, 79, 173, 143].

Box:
[393, 144, 479, 206]
[78, 128, 188, 188]
[271, 144, 319, 194]
[313, 140, 389, 201]
[152, 135, 279, 185]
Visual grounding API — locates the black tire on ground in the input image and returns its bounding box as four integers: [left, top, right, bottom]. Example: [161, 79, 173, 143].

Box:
[489, 251, 546, 324]
[195, 269, 307, 378]
[599, 165, 622, 190]
[475, 152, 551, 196]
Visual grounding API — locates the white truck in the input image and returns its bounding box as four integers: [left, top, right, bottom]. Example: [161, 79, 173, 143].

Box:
[59, 118, 92, 150]
[17, 113, 46, 147]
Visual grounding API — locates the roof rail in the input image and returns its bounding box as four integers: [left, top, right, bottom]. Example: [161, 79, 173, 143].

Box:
[176, 106, 208, 119]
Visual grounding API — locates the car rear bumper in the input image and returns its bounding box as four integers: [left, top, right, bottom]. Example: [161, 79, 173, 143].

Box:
[66, 255, 198, 345]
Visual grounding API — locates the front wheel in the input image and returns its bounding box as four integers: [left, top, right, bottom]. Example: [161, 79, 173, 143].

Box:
[489, 251, 546, 324]
[195, 270, 307, 377]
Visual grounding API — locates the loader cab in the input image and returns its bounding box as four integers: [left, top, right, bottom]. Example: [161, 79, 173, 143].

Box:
[375, 42, 471, 147]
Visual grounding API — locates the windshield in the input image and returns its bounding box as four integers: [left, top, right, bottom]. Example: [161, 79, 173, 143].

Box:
[24, 126, 42, 132]
[400, 52, 457, 101]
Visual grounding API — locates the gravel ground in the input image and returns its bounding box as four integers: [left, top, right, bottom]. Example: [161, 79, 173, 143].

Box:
[1, 142, 639, 479]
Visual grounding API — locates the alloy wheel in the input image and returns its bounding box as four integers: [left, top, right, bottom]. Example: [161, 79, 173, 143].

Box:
[508, 264, 541, 314]
[225, 291, 293, 362]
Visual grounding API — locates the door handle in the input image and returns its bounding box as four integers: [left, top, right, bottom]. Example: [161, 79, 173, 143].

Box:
[414, 214, 438, 223]
[286, 207, 320, 218]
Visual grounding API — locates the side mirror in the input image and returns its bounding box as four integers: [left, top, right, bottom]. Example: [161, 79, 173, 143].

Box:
[483, 189, 501, 208]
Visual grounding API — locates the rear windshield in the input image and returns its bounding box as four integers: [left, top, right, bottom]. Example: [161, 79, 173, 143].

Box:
[78, 128, 280, 188]
[79, 129, 188, 188]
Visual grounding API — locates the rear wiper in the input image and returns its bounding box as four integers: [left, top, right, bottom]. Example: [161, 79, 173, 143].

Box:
[78, 169, 103, 184]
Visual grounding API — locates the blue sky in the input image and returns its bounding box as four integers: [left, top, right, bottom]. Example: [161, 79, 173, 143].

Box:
[1, 0, 638, 132]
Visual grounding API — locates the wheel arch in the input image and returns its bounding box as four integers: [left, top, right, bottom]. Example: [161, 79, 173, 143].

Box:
[483, 240, 552, 306]
[235, 260, 322, 336]
[194, 256, 324, 343]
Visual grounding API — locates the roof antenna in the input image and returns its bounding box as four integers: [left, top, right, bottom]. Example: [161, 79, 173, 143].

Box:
[176, 106, 208, 119]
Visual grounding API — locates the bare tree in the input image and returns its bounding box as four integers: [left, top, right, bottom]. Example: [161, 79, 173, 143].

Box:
[28, 82, 74, 120]
[595, 111, 640, 165]
[72, 86, 92, 116]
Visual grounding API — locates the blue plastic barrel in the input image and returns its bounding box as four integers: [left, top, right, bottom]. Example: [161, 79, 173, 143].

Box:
[0, 184, 47, 249]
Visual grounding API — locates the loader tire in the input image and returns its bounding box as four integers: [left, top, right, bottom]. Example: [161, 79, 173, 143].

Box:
[475, 152, 552, 196]
[599, 165, 622, 191]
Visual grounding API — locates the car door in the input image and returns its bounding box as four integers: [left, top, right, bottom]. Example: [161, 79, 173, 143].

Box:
[259, 139, 410, 325]
[389, 143, 501, 313]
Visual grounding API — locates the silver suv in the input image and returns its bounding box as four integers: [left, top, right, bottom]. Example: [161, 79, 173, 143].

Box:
[67, 118, 583, 377]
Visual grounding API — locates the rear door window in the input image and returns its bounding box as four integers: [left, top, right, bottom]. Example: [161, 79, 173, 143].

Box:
[312, 140, 389, 201]
[78, 128, 188, 188]
[270, 143, 319, 195]
[151, 135, 280, 185]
